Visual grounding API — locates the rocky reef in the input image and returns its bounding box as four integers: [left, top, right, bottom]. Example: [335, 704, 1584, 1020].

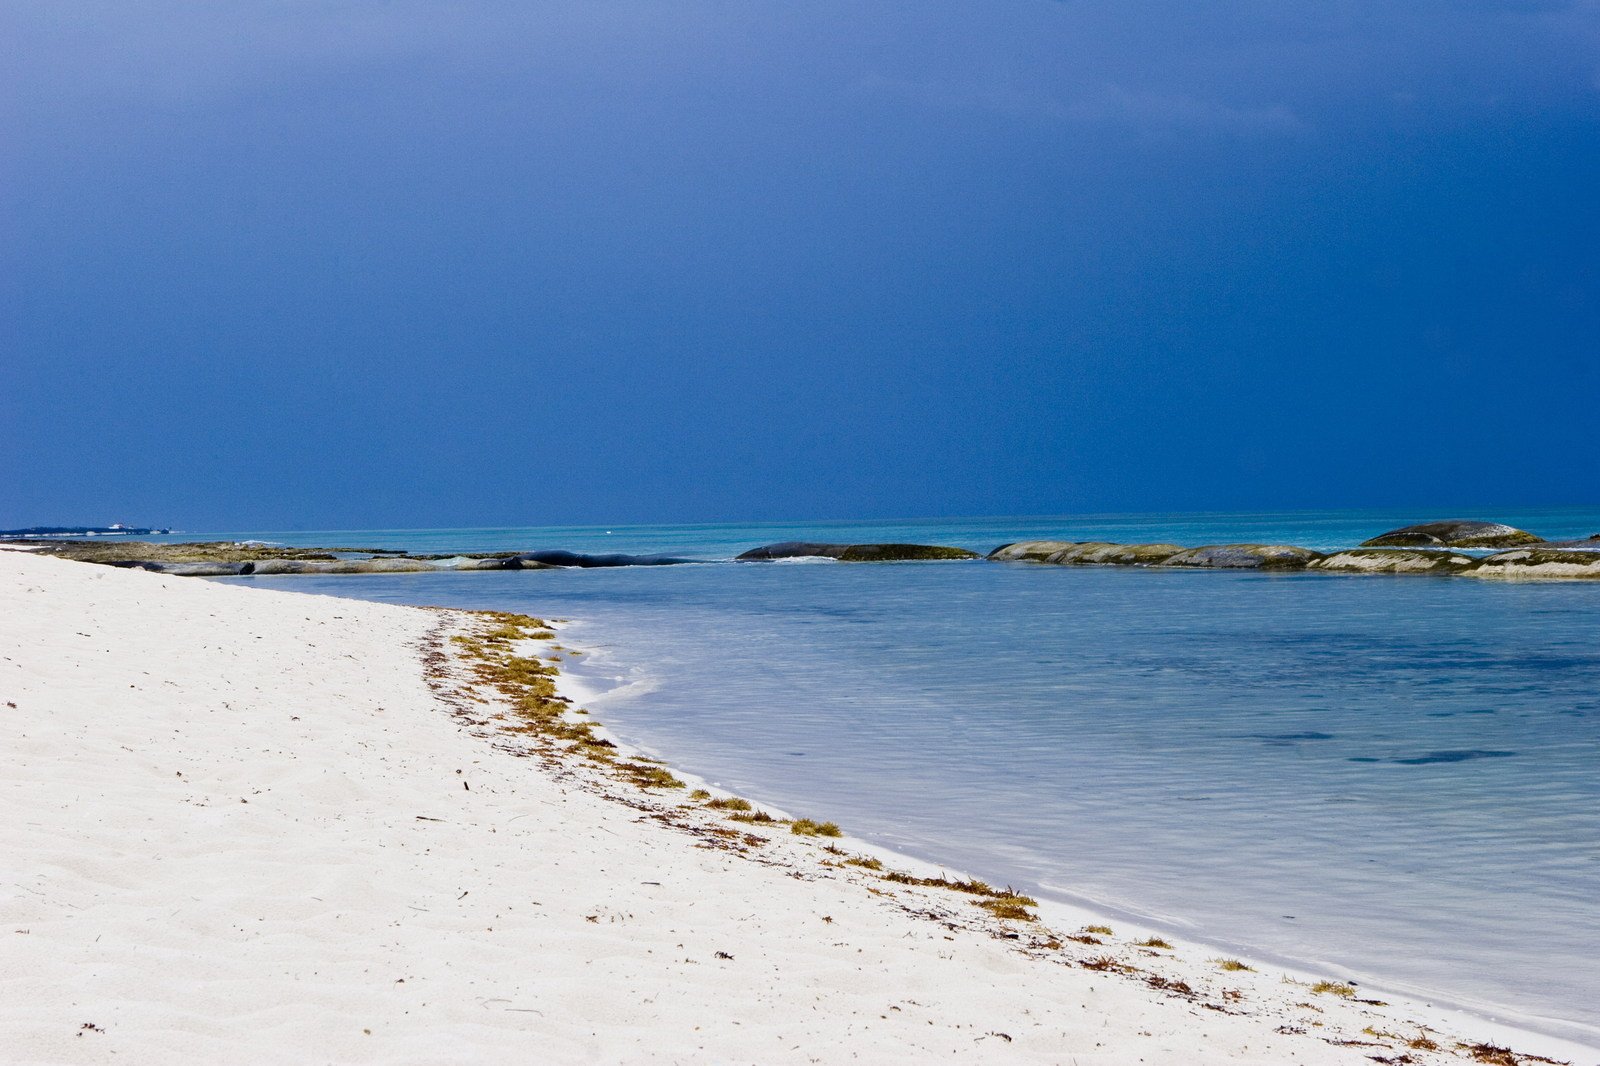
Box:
[736, 542, 979, 562]
[1360, 520, 1543, 549]
[14, 523, 1600, 582]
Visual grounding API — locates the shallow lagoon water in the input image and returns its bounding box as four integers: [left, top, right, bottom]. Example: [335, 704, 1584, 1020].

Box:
[216, 510, 1600, 1042]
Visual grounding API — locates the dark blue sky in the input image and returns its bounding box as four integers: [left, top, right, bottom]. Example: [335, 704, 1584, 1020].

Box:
[3, 2, 1597, 529]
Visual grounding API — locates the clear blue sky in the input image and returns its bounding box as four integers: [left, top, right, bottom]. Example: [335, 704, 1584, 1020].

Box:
[2, 2, 1596, 529]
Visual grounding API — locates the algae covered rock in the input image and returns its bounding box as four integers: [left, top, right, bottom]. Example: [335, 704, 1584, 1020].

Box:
[1160, 544, 1324, 570]
[1464, 548, 1600, 581]
[737, 542, 978, 562]
[1360, 521, 1542, 549]
[987, 541, 1083, 563]
[1310, 549, 1474, 575]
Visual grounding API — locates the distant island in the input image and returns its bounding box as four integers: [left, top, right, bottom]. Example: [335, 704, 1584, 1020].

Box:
[0, 524, 171, 539]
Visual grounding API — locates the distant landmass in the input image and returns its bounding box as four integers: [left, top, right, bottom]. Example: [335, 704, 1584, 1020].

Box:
[0, 525, 171, 539]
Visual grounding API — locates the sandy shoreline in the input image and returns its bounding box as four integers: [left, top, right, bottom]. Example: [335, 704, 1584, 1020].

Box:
[2, 550, 1592, 1065]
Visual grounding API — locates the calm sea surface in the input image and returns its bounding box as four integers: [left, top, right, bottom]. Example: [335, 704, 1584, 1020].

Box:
[199, 509, 1600, 1041]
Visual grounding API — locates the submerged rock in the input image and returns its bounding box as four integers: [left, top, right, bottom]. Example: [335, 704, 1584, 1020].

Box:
[244, 558, 439, 575]
[1310, 549, 1474, 575]
[113, 561, 252, 577]
[1160, 544, 1325, 570]
[1464, 549, 1600, 581]
[1360, 521, 1543, 549]
[508, 550, 690, 568]
[737, 542, 979, 562]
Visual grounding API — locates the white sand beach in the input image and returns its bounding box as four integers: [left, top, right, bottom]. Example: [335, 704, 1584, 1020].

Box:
[1, 549, 1588, 1065]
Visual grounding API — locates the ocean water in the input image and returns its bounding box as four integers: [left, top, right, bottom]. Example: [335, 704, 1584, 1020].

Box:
[208, 509, 1600, 1042]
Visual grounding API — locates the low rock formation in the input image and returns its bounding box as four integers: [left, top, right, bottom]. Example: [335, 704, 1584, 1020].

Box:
[987, 541, 1080, 563]
[1464, 548, 1600, 581]
[1310, 549, 1474, 575]
[1360, 521, 1542, 549]
[988, 541, 1184, 566]
[736, 542, 979, 562]
[1160, 544, 1325, 570]
[993, 541, 1322, 570]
